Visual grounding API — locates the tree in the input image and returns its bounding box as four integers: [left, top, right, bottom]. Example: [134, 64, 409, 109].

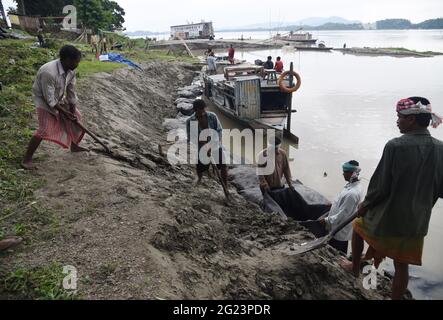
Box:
[13, 0, 72, 16]
[74, 0, 124, 31]
[74, 0, 105, 31]
[102, 0, 125, 30]
[0, 0, 7, 22]
[416, 18, 443, 30]
[10, 0, 125, 31]
[376, 19, 413, 30]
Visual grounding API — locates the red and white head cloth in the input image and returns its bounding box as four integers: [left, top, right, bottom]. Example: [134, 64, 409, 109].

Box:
[397, 98, 442, 128]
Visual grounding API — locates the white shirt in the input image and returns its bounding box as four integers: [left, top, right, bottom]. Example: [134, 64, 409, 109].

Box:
[32, 59, 78, 115]
[325, 181, 363, 242]
[207, 56, 217, 71]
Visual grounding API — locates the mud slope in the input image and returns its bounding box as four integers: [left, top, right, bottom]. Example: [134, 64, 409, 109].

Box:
[1, 61, 393, 300]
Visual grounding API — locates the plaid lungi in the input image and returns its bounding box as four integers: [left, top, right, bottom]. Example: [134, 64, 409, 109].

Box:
[353, 217, 424, 266]
[34, 108, 85, 149]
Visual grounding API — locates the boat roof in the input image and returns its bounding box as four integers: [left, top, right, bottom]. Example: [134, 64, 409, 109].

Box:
[171, 22, 213, 28]
[208, 73, 290, 89]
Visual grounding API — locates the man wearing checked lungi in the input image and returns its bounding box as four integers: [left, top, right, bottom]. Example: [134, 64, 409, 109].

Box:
[345, 97, 443, 300]
[22, 45, 87, 170]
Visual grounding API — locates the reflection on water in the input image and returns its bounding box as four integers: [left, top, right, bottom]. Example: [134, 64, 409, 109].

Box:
[209, 30, 443, 300]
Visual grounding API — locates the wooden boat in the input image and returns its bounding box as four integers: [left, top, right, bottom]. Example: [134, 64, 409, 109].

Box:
[294, 41, 332, 51]
[294, 45, 332, 51]
[202, 64, 300, 144]
[274, 31, 317, 44]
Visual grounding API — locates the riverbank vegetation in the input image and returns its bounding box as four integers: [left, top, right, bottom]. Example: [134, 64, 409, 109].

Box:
[335, 46, 443, 58]
[0, 35, 198, 299]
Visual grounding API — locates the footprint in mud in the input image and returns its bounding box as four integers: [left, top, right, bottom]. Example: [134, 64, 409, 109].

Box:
[57, 171, 78, 184]
[116, 186, 128, 196]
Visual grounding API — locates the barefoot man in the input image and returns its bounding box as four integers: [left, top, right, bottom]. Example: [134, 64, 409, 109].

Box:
[186, 99, 228, 186]
[22, 45, 87, 170]
[349, 97, 443, 300]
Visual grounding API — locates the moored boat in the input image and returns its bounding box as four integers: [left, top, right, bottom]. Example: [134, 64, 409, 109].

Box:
[202, 64, 300, 144]
[274, 30, 318, 44]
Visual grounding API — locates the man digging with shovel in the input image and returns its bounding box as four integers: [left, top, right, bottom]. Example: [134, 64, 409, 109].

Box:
[22, 45, 88, 170]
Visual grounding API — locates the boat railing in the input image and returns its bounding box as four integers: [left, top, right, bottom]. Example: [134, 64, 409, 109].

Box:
[223, 66, 264, 81]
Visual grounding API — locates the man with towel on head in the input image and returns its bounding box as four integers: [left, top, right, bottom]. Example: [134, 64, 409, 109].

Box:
[347, 97, 443, 300]
[315, 161, 363, 254]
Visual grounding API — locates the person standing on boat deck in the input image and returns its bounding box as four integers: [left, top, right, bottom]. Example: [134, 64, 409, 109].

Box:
[257, 137, 293, 194]
[207, 52, 217, 75]
[312, 161, 363, 255]
[346, 97, 443, 300]
[186, 99, 228, 186]
[263, 56, 274, 70]
[228, 44, 235, 64]
[274, 57, 284, 73]
[22, 45, 88, 170]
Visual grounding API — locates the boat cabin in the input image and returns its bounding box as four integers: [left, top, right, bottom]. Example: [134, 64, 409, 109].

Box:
[204, 65, 294, 134]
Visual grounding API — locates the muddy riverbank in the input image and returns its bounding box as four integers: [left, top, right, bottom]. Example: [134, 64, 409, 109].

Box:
[334, 47, 443, 58]
[149, 39, 279, 51]
[0, 60, 398, 300]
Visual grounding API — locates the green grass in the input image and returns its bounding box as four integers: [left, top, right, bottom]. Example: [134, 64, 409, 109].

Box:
[384, 47, 443, 56]
[2, 263, 79, 300]
[0, 40, 56, 232]
[0, 40, 125, 243]
[0, 36, 198, 298]
[76, 60, 124, 78]
[134, 49, 199, 64]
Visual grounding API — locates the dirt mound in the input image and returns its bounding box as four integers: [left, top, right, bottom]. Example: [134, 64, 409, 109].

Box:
[1, 61, 393, 300]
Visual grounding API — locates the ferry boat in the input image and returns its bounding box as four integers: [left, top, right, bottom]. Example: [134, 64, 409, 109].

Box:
[202, 64, 300, 144]
[274, 30, 318, 44]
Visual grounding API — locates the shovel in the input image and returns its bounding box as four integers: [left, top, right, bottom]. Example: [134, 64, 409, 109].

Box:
[210, 155, 230, 200]
[56, 106, 112, 155]
[287, 211, 359, 256]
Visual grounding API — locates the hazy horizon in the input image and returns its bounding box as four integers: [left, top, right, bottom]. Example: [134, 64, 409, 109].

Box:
[3, 0, 442, 32]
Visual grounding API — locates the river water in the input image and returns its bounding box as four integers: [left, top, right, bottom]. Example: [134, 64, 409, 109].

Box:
[206, 30, 443, 300]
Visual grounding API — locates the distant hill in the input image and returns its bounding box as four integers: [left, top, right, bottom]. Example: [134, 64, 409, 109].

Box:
[304, 23, 363, 30]
[218, 16, 360, 31]
[376, 19, 413, 29]
[125, 30, 167, 37]
[295, 16, 361, 27]
[376, 18, 443, 29]
[417, 18, 443, 29]
[125, 17, 443, 36]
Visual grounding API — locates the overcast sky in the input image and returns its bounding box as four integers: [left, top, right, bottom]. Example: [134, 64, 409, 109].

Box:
[3, 0, 442, 31]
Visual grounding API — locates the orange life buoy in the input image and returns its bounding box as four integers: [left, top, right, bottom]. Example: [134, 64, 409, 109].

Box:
[278, 71, 301, 94]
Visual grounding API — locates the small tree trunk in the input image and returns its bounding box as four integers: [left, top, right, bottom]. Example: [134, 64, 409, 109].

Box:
[0, 0, 7, 24]
[20, 0, 26, 15]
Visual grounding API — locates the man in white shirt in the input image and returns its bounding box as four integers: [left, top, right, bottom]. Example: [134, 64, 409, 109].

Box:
[207, 52, 217, 75]
[306, 160, 363, 254]
[22, 45, 87, 170]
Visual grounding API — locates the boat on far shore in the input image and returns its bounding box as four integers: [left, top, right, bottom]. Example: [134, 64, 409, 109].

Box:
[273, 30, 318, 44]
[293, 41, 332, 51]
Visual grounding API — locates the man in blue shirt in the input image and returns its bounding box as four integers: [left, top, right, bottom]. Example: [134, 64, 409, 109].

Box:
[186, 100, 228, 186]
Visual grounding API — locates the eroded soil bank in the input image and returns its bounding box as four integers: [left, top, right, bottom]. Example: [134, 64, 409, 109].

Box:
[1, 61, 394, 300]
